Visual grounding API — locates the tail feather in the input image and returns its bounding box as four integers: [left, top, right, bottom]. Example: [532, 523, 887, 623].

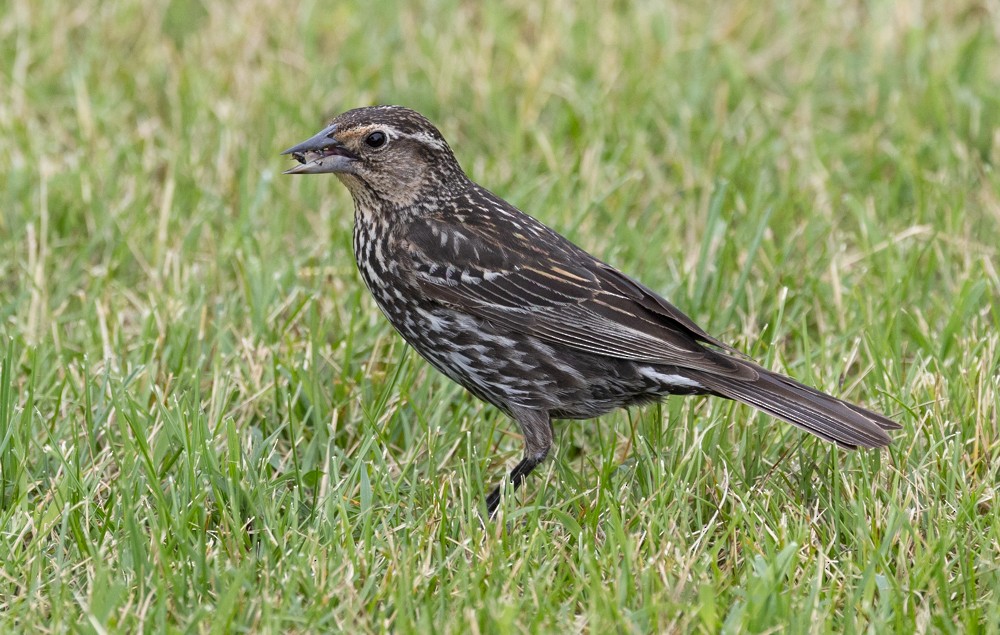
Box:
[691, 362, 900, 449]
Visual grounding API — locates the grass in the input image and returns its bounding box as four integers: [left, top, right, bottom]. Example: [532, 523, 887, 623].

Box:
[2, 0, 999, 631]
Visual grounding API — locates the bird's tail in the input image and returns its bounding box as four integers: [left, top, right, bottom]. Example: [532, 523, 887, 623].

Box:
[690, 362, 901, 449]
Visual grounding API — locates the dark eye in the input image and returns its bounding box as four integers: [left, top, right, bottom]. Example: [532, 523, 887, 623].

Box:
[364, 131, 387, 149]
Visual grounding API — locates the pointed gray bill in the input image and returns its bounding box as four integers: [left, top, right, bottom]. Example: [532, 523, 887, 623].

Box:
[281, 123, 359, 174]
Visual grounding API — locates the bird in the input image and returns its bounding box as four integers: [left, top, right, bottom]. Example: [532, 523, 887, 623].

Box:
[282, 105, 900, 517]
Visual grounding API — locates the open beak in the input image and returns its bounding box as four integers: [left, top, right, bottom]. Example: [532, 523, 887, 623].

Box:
[281, 123, 359, 175]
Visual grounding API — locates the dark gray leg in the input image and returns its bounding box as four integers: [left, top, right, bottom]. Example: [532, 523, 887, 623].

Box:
[485, 407, 552, 518]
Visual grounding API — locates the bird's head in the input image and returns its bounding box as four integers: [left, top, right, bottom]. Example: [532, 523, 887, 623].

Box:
[282, 105, 463, 207]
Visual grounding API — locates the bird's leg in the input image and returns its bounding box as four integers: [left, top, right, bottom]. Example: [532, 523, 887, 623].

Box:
[485, 407, 552, 518]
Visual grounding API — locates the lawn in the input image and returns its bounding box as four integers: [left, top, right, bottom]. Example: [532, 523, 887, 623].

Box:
[2, 0, 998, 632]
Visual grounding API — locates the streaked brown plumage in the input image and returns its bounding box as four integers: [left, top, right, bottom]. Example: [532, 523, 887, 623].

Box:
[282, 105, 901, 517]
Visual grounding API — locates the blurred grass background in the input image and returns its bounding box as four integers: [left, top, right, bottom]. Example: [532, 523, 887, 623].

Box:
[1, 0, 998, 631]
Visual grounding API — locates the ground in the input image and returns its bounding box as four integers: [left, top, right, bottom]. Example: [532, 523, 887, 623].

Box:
[1, 0, 998, 632]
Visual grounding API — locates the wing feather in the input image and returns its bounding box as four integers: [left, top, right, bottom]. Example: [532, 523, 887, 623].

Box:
[403, 213, 754, 379]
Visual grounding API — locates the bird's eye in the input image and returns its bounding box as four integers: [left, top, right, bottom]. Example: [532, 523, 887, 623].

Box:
[364, 131, 387, 149]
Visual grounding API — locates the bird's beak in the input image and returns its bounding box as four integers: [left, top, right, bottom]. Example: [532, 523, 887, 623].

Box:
[281, 123, 359, 175]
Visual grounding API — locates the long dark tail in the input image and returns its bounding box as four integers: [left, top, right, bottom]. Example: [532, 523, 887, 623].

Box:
[690, 362, 901, 449]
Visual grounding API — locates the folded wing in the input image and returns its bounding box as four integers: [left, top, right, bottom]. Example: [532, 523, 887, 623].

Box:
[403, 211, 755, 380]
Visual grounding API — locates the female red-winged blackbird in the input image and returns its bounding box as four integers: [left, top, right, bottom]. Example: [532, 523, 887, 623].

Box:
[283, 105, 900, 517]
